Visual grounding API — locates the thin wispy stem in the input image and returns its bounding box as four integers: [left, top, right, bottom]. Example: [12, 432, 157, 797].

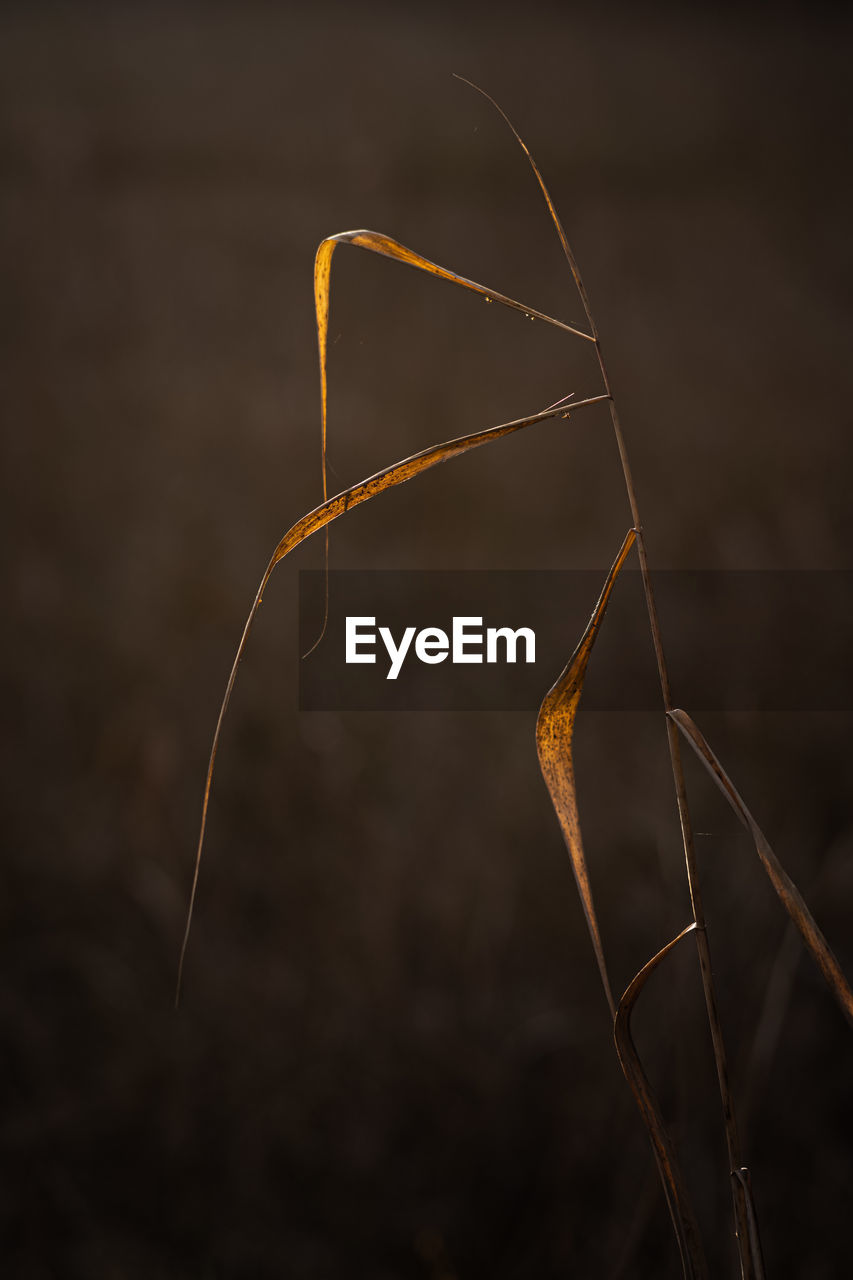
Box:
[456, 74, 763, 1277]
[176, 392, 609, 1007]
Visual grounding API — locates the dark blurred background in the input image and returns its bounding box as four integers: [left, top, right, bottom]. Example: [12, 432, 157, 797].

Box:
[2, 3, 852, 1276]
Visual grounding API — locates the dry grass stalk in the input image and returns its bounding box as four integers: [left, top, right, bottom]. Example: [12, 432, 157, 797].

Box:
[178, 80, 853, 1278]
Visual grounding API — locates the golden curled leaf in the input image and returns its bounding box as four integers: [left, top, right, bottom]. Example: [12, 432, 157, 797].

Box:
[535, 528, 636, 1018]
[314, 229, 594, 520]
[310, 231, 593, 649]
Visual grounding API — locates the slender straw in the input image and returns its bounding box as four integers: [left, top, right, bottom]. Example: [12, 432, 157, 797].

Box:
[176, 392, 609, 1008]
[455, 76, 763, 1278]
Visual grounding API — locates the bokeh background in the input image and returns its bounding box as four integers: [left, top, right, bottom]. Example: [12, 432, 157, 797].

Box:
[2, 2, 852, 1276]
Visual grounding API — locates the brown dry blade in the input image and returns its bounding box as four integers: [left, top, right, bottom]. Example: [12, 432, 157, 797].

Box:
[312, 231, 594, 630]
[535, 528, 636, 1019]
[453, 76, 595, 327]
[175, 391, 610, 1005]
[615, 923, 708, 1280]
[669, 709, 853, 1029]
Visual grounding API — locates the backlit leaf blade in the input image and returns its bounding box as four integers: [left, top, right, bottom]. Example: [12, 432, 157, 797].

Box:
[614, 924, 708, 1280]
[535, 528, 636, 1018]
[176, 392, 609, 1004]
[314, 230, 593, 500]
[669, 709, 853, 1029]
[306, 237, 338, 657]
[273, 392, 607, 572]
[314, 236, 335, 502]
[310, 231, 593, 650]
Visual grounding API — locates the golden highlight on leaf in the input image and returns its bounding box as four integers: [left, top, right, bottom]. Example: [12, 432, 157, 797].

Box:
[176, 392, 609, 1005]
[669, 709, 853, 1029]
[314, 236, 335, 502]
[614, 924, 707, 1280]
[535, 528, 636, 1019]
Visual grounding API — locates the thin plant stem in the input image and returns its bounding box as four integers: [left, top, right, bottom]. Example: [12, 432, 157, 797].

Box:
[604, 368, 761, 1280]
[456, 75, 763, 1278]
[175, 392, 609, 1008]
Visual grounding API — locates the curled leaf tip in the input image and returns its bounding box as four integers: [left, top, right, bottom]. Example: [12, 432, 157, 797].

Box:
[536, 528, 636, 1020]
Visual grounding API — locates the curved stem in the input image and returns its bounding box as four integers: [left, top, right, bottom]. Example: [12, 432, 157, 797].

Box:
[585, 270, 759, 1280]
[176, 392, 608, 1007]
[457, 75, 761, 1276]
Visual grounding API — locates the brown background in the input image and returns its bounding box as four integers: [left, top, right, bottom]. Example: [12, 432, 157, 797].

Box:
[2, 3, 852, 1276]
